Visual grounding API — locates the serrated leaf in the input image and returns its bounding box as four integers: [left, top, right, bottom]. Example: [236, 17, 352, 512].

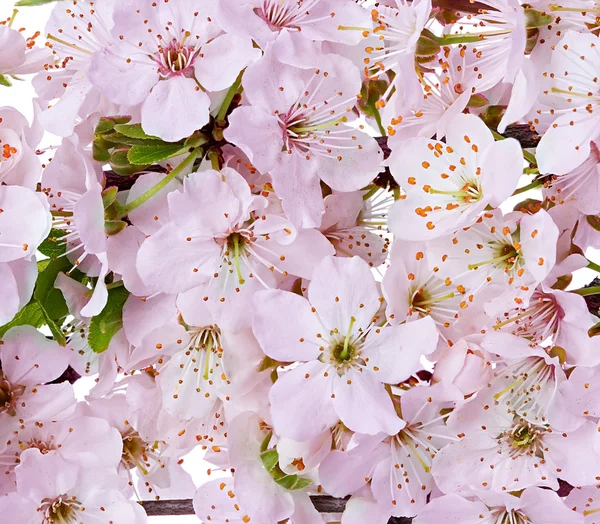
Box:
[113, 123, 160, 140]
[88, 287, 129, 353]
[128, 144, 189, 165]
[0, 301, 45, 338]
[275, 474, 303, 490]
[38, 229, 67, 258]
[16, 0, 62, 5]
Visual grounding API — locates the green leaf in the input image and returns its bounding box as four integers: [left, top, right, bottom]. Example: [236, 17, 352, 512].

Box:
[104, 220, 127, 236]
[113, 123, 160, 140]
[38, 229, 68, 258]
[94, 115, 131, 135]
[0, 75, 12, 87]
[34, 256, 71, 309]
[260, 432, 273, 453]
[40, 306, 66, 346]
[289, 477, 312, 490]
[16, 0, 62, 5]
[128, 144, 189, 165]
[525, 8, 554, 29]
[102, 132, 165, 147]
[467, 93, 489, 108]
[0, 301, 45, 338]
[260, 449, 280, 472]
[88, 286, 130, 353]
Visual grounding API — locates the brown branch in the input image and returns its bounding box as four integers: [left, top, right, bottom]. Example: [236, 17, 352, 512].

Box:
[140, 498, 412, 522]
[584, 278, 600, 315]
[432, 0, 492, 13]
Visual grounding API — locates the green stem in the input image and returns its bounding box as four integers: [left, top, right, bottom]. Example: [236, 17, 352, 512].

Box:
[572, 286, 600, 297]
[106, 281, 125, 290]
[208, 150, 221, 171]
[117, 148, 201, 218]
[523, 167, 539, 175]
[216, 70, 244, 124]
[523, 149, 537, 166]
[369, 102, 386, 136]
[8, 9, 17, 28]
[511, 179, 543, 196]
[429, 32, 484, 45]
[587, 259, 600, 273]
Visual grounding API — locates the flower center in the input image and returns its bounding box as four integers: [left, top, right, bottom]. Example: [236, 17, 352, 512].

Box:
[499, 419, 546, 458]
[156, 38, 195, 79]
[255, 0, 321, 32]
[121, 431, 154, 476]
[491, 509, 532, 524]
[40, 495, 82, 524]
[0, 371, 24, 417]
[332, 316, 358, 364]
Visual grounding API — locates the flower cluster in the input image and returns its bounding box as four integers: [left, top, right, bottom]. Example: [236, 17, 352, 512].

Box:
[1, 0, 600, 523]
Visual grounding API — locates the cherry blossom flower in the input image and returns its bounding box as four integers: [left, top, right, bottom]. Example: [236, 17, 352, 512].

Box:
[137, 167, 333, 329]
[433, 380, 600, 494]
[0, 106, 43, 188]
[387, 114, 523, 240]
[382, 241, 465, 335]
[217, 0, 371, 48]
[82, 395, 195, 501]
[321, 383, 463, 517]
[225, 46, 382, 227]
[89, 0, 259, 142]
[0, 24, 51, 82]
[414, 488, 584, 524]
[320, 190, 390, 267]
[41, 137, 110, 316]
[34, 0, 117, 136]
[224, 411, 323, 523]
[0, 449, 146, 524]
[428, 208, 559, 309]
[0, 415, 122, 495]
[253, 255, 439, 440]
[536, 30, 600, 175]
[0, 327, 75, 437]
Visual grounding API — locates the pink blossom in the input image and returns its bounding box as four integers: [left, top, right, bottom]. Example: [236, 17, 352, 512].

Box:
[89, 0, 260, 141]
[253, 255, 438, 440]
[0, 327, 75, 437]
[225, 47, 382, 227]
[0, 449, 146, 524]
[387, 114, 523, 240]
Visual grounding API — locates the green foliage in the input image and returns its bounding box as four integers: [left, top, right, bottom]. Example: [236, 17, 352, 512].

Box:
[127, 143, 189, 165]
[0, 301, 45, 338]
[15, 0, 62, 5]
[37, 229, 67, 258]
[87, 286, 129, 353]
